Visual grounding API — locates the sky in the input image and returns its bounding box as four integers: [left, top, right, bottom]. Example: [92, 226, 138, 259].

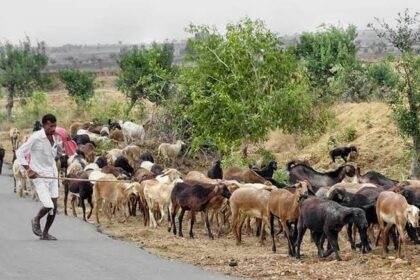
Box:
[1, 0, 419, 46]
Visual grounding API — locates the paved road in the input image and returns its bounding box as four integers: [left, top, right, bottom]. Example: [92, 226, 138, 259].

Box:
[0, 167, 232, 280]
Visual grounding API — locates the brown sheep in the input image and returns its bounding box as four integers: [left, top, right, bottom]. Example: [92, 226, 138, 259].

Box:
[268, 181, 310, 256]
[223, 167, 271, 185]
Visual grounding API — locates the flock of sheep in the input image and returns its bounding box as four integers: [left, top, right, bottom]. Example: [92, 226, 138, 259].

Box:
[8, 119, 420, 263]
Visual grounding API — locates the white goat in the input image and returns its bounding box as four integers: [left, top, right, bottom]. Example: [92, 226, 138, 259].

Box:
[118, 121, 145, 143]
[157, 140, 185, 165]
[9, 128, 21, 151]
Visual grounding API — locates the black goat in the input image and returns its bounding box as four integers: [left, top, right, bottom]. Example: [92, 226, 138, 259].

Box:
[58, 154, 69, 176]
[73, 134, 92, 146]
[33, 120, 42, 132]
[140, 151, 154, 163]
[329, 146, 357, 163]
[95, 155, 108, 168]
[251, 160, 277, 178]
[296, 196, 369, 261]
[63, 172, 93, 221]
[114, 156, 134, 175]
[207, 160, 223, 179]
[151, 164, 164, 175]
[0, 146, 5, 175]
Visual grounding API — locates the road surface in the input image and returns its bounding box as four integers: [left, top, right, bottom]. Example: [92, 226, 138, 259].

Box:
[0, 167, 233, 280]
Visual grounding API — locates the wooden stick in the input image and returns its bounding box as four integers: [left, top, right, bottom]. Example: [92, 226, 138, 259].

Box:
[35, 176, 133, 183]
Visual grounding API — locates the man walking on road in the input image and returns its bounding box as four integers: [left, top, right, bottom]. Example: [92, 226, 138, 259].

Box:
[16, 113, 61, 240]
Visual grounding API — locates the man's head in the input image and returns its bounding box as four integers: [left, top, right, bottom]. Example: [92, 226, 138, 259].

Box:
[41, 114, 57, 136]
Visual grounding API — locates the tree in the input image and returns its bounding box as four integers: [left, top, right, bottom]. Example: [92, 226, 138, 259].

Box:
[369, 9, 420, 179]
[0, 37, 48, 120]
[178, 18, 313, 155]
[297, 25, 358, 101]
[116, 42, 175, 114]
[58, 69, 96, 108]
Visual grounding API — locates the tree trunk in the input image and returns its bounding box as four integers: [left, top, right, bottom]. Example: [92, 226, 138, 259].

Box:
[409, 138, 420, 179]
[6, 93, 13, 121]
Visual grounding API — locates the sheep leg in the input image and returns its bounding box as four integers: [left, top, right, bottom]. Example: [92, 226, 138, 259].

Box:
[95, 198, 102, 224]
[255, 218, 262, 237]
[71, 195, 77, 217]
[178, 209, 185, 237]
[87, 196, 93, 220]
[148, 202, 157, 228]
[64, 184, 69, 216]
[396, 224, 405, 258]
[204, 209, 214, 240]
[189, 211, 196, 239]
[236, 215, 247, 245]
[381, 223, 392, 257]
[325, 231, 341, 261]
[281, 220, 294, 256]
[270, 214, 277, 252]
[81, 197, 86, 221]
[347, 223, 356, 250]
[171, 204, 178, 235]
[312, 231, 325, 257]
[295, 222, 307, 259]
[157, 204, 166, 225]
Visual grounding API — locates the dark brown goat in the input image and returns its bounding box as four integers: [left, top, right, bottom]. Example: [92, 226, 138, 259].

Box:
[329, 146, 357, 163]
[63, 171, 94, 221]
[287, 162, 356, 192]
[170, 181, 231, 239]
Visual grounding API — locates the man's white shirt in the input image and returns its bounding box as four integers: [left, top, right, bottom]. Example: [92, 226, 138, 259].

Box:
[16, 128, 60, 177]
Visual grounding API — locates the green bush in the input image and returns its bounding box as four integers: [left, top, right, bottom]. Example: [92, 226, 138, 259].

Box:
[14, 91, 51, 128]
[59, 69, 96, 108]
[221, 153, 254, 169]
[95, 138, 114, 154]
[257, 147, 277, 166]
[273, 169, 289, 185]
[339, 126, 357, 142]
[87, 92, 138, 123]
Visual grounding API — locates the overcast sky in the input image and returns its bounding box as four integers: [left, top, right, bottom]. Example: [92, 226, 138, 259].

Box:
[1, 0, 419, 46]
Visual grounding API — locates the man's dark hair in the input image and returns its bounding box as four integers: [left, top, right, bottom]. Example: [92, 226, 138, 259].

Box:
[41, 114, 57, 125]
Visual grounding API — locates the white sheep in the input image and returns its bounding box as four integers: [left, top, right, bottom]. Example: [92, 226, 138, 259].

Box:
[157, 140, 185, 165]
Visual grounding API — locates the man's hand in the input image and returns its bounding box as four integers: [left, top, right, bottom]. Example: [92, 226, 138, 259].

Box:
[26, 168, 38, 179]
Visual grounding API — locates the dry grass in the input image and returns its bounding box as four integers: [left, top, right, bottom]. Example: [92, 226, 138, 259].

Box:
[2, 78, 417, 279]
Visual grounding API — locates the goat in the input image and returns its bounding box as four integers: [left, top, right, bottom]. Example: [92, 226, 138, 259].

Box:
[224, 167, 271, 185]
[12, 160, 37, 200]
[229, 187, 273, 245]
[108, 119, 122, 131]
[119, 120, 145, 143]
[33, 120, 42, 131]
[114, 156, 134, 175]
[9, 128, 20, 151]
[63, 171, 94, 221]
[208, 160, 223, 179]
[170, 181, 231, 239]
[122, 145, 142, 166]
[185, 171, 219, 185]
[287, 162, 356, 192]
[106, 148, 123, 164]
[376, 191, 419, 258]
[78, 142, 96, 163]
[356, 167, 398, 189]
[329, 146, 357, 163]
[295, 196, 369, 261]
[158, 140, 185, 165]
[251, 160, 277, 178]
[269, 181, 310, 256]
[140, 151, 154, 163]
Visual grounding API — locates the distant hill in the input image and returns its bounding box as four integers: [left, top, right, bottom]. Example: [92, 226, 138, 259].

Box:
[44, 29, 400, 73]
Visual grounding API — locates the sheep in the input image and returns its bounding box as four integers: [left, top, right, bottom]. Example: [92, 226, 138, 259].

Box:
[287, 162, 356, 192]
[12, 160, 37, 200]
[109, 129, 124, 144]
[119, 120, 145, 143]
[63, 171, 94, 221]
[143, 178, 183, 228]
[94, 174, 132, 223]
[106, 148, 123, 164]
[376, 191, 420, 258]
[268, 181, 310, 256]
[295, 196, 369, 261]
[78, 142, 96, 163]
[9, 128, 20, 151]
[156, 168, 183, 184]
[208, 160, 223, 179]
[223, 167, 271, 185]
[185, 171, 219, 185]
[158, 140, 185, 165]
[170, 181, 231, 239]
[329, 146, 358, 163]
[122, 145, 142, 167]
[229, 187, 272, 245]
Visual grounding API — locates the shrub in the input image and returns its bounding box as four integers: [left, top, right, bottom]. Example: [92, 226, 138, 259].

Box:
[95, 138, 114, 154]
[14, 91, 51, 128]
[257, 147, 277, 166]
[339, 126, 357, 142]
[273, 169, 289, 185]
[221, 152, 254, 169]
[58, 69, 96, 108]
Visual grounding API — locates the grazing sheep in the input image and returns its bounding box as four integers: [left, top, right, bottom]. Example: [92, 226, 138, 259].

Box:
[296, 196, 369, 261]
[268, 181, 310, 256]
[376, 191, 420, 258]
[158, 140, 185, 165]
[329, 146, 357, 163]
[119, 120, 145, 143]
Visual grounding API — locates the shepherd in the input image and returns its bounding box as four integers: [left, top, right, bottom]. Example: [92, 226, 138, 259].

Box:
[16, 114, 62, 240]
